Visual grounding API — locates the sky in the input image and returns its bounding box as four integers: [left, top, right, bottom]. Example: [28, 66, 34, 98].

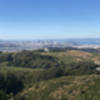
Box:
[0, 0, 99, 40]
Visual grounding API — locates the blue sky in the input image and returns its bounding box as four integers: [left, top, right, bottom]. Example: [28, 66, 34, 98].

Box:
[0, 0, 99, 40]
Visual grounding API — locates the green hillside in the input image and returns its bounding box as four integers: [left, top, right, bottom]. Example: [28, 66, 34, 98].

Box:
[0, 50, 100, 100]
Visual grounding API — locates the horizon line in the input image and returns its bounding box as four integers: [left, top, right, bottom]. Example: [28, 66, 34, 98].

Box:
[0, 38, 100, 41]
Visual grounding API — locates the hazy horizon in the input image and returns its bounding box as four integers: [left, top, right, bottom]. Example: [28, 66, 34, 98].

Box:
[1, 38, 100, 41]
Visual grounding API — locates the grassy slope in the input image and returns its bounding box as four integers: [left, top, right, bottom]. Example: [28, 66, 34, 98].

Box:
[16, 74, 100, 100]
[0, 50, 100, 100]
[14, 51, 100, 100]
[0, 67, 62, 88]
[42, 50, 100, 65]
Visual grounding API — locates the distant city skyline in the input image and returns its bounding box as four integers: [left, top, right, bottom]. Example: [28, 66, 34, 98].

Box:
[0, 0, 99, 40]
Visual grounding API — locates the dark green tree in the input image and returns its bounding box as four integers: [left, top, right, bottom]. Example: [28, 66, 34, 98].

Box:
[0, 91, 8, 100]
